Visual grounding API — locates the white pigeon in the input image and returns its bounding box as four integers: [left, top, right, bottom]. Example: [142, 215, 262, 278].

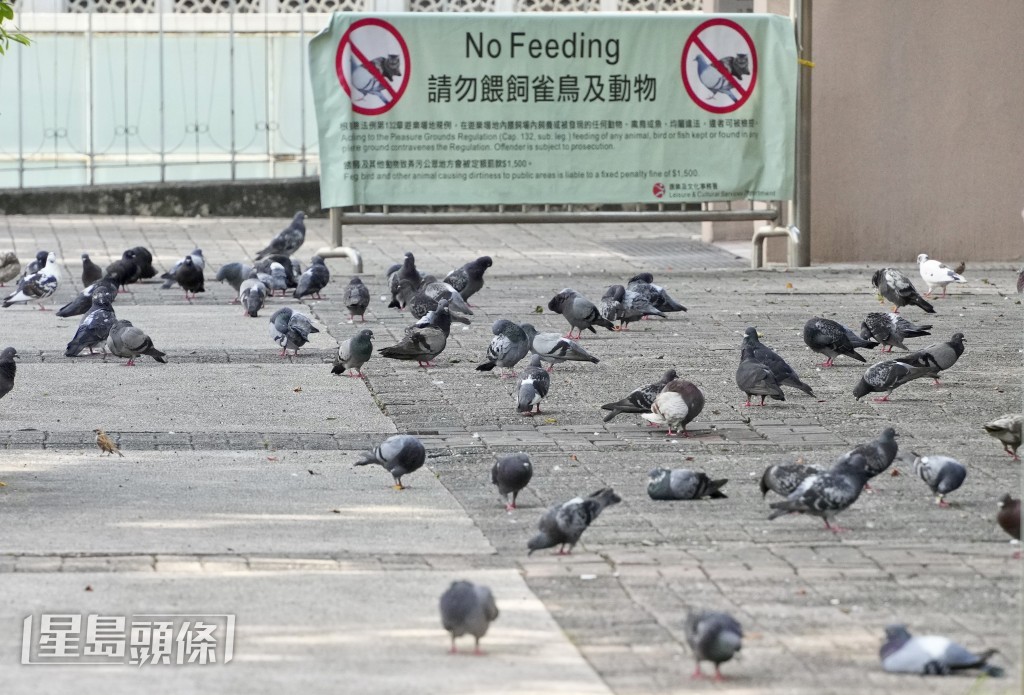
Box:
[916, 254, 966, 298]
[2, 252, 60, 310]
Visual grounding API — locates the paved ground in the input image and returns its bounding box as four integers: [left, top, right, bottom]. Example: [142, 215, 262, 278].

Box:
[0, 214, 1020, 694]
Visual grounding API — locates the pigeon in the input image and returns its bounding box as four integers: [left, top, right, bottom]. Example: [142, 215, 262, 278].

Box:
[102, 254, 139, 293]
[294, 255, 330, 300]
[257, 262, 289, 297]
[64, 289, 117, 357]
[289, 257, 303, 280]
[519, 323, 598, 372]
[129, 247, 157, 280]
[160, 249, 203, 289]
[685, 610, 743, 681]
[268, 307, 319, 356]
[56, 278, 119, 318]
[983, 413, 1022, 460]
[852, 359, 939, 401]
[443, 256, 492, 304]
[641, 378, 705, 437]
[834, 427, 899, 484]
[344, 277, 371, 322]
[491, 453, 533, 511]
[872, 267, 935, 314]
[0, 347, 17, 400]
[694, 54, 739, 102]
[647, 468, 727, 500]
[879, 625, 1003, 677]
[379, 322, 447, 368]
[387, 252, 422, 309]
[175, 255, 205, 302]
[803, 317, 876, 367]
[215, 262, 254, 301]
[354, 434, 425, 489]
[1017, 267, 1024, 295]
[254, 254, 299, 289]
[917, 254, 966, 298]
[477, 319, 530, 378]
[255, 211, 306, 260]
[996, 494, 1020, 550]
[439, 581, 499, 655]
[759, 460, 823, 498]
[547, 288, 615, 339]
[741, 328, 814, 396]
[421, 279, 472, 315]
[94, 428, 123, 457]
[767, 453, 872, 532]
[627, 273, 687, 314]
[599, 284, 664, 329]
[600, 369, 677, 422]
[81, 253, 103, 287]
[3, 252, 60, 310]
[516, 355, 550, 416]
[18, 250, 49, 288]
[0, 252, 20, 286]
[736, 357, 785, 407]
[859, 312, 932, 353]
[527, 488, 621, 555]
[895, 332, 965, 385]
[912, 453, 966, 507]
[239, 275, 268, 318]
[106, 319, 167, 366]
[332, 328, 373, 378]
[408, 298, 456, 337]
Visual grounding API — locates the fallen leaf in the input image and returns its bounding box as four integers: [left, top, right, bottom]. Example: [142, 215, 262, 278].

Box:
[785, 282, 793, 289]
[307, 469, 319, 476]
[331, 509, 341, 514]
[544, 418, 557, 424]
[533, 306, 543, 314]
[267, 456, 279, 462]
[0, 481, 6, 487]
[293, 387, 303, 393]
[890, 469, 901, 477]
[569, 454, 578, 461]
[326, 417, 337, 421]
[85, 585, 93, 592]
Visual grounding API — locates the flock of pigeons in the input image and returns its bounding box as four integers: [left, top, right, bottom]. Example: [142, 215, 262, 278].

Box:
[0, 220, 1019, 680]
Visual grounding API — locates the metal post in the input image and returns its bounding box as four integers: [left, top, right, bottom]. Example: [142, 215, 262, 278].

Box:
[314, 208, 364, 272]
[86, 2, 95, 185]
[159, 5, 166, 182]
[793, 0, 812, 266]
[17, 33, 23, 188]
[229, 0, 237, 180]
[299, 6, 307, 178]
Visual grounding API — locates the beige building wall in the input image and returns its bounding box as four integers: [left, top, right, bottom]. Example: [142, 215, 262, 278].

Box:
[810, 0, 1024, 262]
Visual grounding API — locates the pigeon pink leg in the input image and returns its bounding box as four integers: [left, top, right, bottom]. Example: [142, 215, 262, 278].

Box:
[818, 357, 834, 368]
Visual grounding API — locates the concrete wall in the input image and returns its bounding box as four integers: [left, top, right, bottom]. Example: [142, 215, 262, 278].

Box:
[810, 0, 1024, 262]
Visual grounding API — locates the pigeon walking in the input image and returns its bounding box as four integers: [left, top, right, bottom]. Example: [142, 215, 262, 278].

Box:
[741, 327, 814, 396]
[879, 625, 1003, 677]
[477, 319, 530, 378]
[803, 317, 876, 367]
[3, 252, 60, 310]
[239, 275, 268, 318]
[547, 288, 614, 339]
[685, 610, 743, 681]
[600, 369, 677, 422]
[332, 329, 373, 378]
[175, 255, 205, 303]
[895, 332, 965, 385]
[344, 277, 371, 322]
[527, 488, 621, 555]
[0, 347, 17, 400]
[379, 321, 447, 368]
[917, 254, 966, 298]
[872, 267, 935, 314]
[387, 252, 423, 310]
[268, 307, 319, 356]
[255, 211, 306, 260]
[443, 256, 492, 304]
[516, 355, 550, 416]
[647, 468, 727, 501]
[759, 460, 823, 498]
[834, 427, 899, 486]
[983, 413, 1022, 460]
[56, 278, 118, 318]
[0, 252, 20, 286]
[160, 249, 203, 290]
[491, 453, 533, 511]
[354, 434, 425, 490]
[641, 378, 705, 437]
[520, 323, 599, 372]
[767, 453, 872, 532]
[106, 319, 167, 366]
[852, 359, 939, 402]
[736, 357, 785, 407]
[599, 284, 665, 329]
[626, 273, 687, 314]
[294, 255, 330, 300]
[81, 253, 103, 287]
[421, 279, 472, 316]
[859, 313, 932, 353]
[215, 262, 254, 302]
[912, 453, 966, 507]
[65, 290, 117, 357]
[257, 262, 289, 297]
[439, 581, 499, 655]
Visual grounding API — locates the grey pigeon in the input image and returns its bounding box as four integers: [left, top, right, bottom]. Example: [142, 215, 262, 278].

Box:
[4, 252, 60, 310]
[105, 319, 167, 366]
[354, 434, 425, 489]
[443, 256, 492, 304]
[17, 250, 49, 290]
[767, 453, 872, 532]
[56, 278, 118, 318]
[627, 273, 687, 313]
[741, 327, 814, 396]
[387, 252, 422, 310]
[215, 262, 254, 301]
[81, 253, 103, 287]
[439, 581, 499, 655]
[174, 255, 205, 303]
[64, 289, 116, 357]
[379, 323, 447, 368]
[527, 487, 621, 555]
[685, 610, 743, 681]
[406, 289, 472, 326]
[239, 275, 268, 318]
[1017, 267, 1024, 295]
[872, 267, 935, 314]
[852, 359, 938, 401]
[129, 247, 157, 280]
[834, 427, 899, 484]
[880, 625, 1003, 677]
[0, 252, 20, 286]
[599, 284, 626, 325]
[344, 277, 371, 322]
[520, 323, 599, 372]
[736, 357, 785, 407]
[422, 279, 472, 315]
[0, 347, 17, 400]
[268, 307, 319, 356]
[896, 332, 965, 385]
[912, 453, 966, 507]
[600, 284, 664, 329]
[160, 249, 203, 289]
[759, 460, 823, 498]
[516, 355, 550, 416]
[294, 255, 330, 300]
[642, 378, 705, 437]
[983, 413, 1023, 460]
[408, 298, 456, 337]
[255, 211, 306, 260]
[803, 317, 876, 367]
[647, 468, 727, 501]
[477, 319, 530, 378]
[104, 251, 139, 292]
[257, 262, 289, 297]
[917, 254, 966, 298]
[600, 369, 677, 422]
[547, 288, 615, 339]
[254, 254, 299, 289]
[332, 328, 373, 378]
[859, 312, 932, 352]
[491, 453, 533, 511]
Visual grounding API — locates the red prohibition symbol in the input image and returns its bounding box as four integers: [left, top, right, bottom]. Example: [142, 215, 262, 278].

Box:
[681, 18, 758, 114]
[336, 18, 411, 116]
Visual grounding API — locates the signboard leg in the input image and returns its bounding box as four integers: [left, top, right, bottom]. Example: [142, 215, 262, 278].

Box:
[794, 0, 812, 266]
[314, 208, 364, 273]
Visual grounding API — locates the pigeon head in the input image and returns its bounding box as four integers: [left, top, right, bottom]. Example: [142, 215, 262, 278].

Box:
[528, 354, 543, 369]
[916, 254, 929, 265]
[950, 332, 965, 346]
[35, 251, 49, 266]
[628, 272, 654, 285]
[293, 211, 306, 222]
[349, 276, 364, 285]
[81, 253, 90, 260]
[311, 255, 325, 266]
[870, 269, 885, 289]
[881, 428, 897, 442]
[183, 256, 194, 267]
[0, 347, 17, 360]
[491, 319, 514, 335]
[45, 252, 57, 266]
[852, 378, 871, 400]
[475, 256, 493, 269]
[526, 531, 553, 555]
[357, 329, 373, 340]
[122, 249, 137, 261]
[998, 493, 1015, 509]
[192, 249, 204, 257]
[602, 284, 625, 301]
[647, 468, 669, 482]
[858, 322, 874, 341]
